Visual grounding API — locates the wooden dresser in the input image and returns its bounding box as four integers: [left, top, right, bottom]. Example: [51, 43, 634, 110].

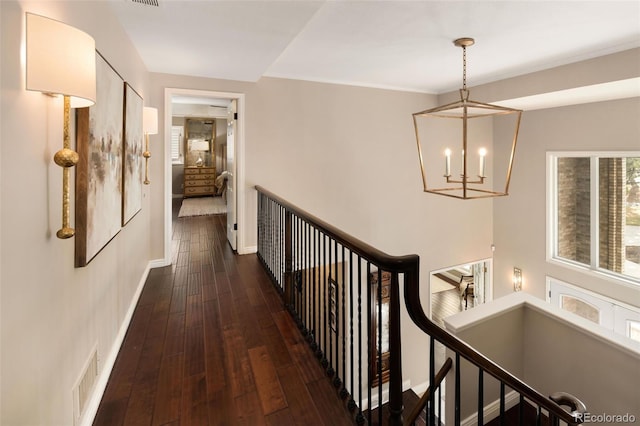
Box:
[184, 166, 216, 197]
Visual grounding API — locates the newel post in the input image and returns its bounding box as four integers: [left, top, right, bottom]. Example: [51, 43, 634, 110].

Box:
[283, 210, 293, 309]
[388, 272, 404, 425]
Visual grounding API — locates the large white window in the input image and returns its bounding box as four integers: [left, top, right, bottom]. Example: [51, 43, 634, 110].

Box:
[548, 152, 640, 284]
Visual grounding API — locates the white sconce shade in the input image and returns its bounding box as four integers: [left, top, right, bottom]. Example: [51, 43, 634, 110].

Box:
[26, 13, 96, 239]
[143, 107, 158, 135]
[26, 13, 96, 107]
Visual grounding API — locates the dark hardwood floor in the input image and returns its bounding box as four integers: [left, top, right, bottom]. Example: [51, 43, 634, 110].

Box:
[93, 200, 355, 425]
[431, 289, 462, 328]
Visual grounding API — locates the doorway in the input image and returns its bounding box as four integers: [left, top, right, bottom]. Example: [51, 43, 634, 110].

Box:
[163, 88, 246, 262]
[429, 258, 492, 327]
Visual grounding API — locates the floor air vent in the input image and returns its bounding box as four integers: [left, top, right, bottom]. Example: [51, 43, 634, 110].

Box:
[130, 0, 160, 6]
[73, 346, 98, 425]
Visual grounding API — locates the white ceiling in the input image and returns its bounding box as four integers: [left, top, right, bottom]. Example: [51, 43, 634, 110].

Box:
[109, 0, 640, 94]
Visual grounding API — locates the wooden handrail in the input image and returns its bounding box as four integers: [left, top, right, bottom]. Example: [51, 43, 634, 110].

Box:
[255, 186, 420, 273]
[405, 357, 452, 426]
[550, 392, 588, 422]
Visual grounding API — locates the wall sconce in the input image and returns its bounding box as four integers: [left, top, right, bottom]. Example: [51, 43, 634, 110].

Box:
[513, 267, 523, 292]
[26, 13, 96, 239]
[143, 107, 158, 185]
[412, 37, 523, 199]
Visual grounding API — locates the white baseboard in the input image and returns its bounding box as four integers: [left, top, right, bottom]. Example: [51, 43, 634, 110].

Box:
[79, 262, 151, 426]
[149, 257, 171, 268]
[360, 379, 412, 411]
[461, 390, 520, 426]
[239, 245, 257, 255]
[412, 380, 430, 397]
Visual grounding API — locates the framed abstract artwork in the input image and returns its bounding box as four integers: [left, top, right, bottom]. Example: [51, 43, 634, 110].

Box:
[75, 52, 123, 267]
[122, 83, 143, 226]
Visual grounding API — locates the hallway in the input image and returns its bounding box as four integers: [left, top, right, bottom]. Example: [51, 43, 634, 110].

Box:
[93, 210, 354, 425]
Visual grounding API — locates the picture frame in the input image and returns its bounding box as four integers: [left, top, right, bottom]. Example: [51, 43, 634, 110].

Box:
[122, 83, 143, 226]
[75, 52, 123, 267]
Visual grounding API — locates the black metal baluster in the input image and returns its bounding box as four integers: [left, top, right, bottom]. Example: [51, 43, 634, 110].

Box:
[304, 221, 310, 339]
[536, 405, 542, 426]
[339, 245, 347, 399]
[311, 227, 318, 351]
[329, 239, 338, 381]
[429, 335, 435, 426]
[500, 382, 505, 426]
[478, 367, 484, 426]
[348, 250, 356, 413]
[455, 353, 461, 426]
[295, 215, 301, 316]
[327, 236, 333, 374]
[377, 267, 382, 426]
[519, 394, 524, 425]
[366, 261, 372, 426]
[279, 203, 282, 284]
[356, 256, 364, 425]
[276, 202, 280, 286]
[321, 232, 327, 363]
[438, 385, 442, 424]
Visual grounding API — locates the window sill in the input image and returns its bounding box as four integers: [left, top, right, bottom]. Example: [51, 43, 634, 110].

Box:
[547, 257, 640, 289]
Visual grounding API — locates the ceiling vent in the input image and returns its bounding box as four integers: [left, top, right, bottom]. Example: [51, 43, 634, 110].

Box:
[130, 0, 159, 6]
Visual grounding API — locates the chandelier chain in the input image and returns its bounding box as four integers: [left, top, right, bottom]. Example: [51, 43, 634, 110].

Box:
[462, 45, 467, 90]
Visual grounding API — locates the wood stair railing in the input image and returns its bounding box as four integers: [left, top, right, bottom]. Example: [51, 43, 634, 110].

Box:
[256, 186, 586, 426]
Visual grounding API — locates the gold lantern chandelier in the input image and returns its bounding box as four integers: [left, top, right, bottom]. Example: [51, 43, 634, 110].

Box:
[412, 38, 522, 200]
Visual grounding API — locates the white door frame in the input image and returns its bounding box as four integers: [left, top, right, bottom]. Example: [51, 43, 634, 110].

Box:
[428, 258, 493, 319]
[163, 88, 247, 264]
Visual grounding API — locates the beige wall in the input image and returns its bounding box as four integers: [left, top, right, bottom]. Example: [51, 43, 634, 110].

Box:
[492, 96, 640, 305]
[523, 307, 640, 423]
[1, 1, 150, 425]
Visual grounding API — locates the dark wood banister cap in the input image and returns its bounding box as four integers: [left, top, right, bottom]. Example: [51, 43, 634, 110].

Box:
[550, 392, 588, 422]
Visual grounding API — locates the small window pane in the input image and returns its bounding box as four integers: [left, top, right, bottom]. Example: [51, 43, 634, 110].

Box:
[628, 321, 640, 343]
[623, 157, 640, 279]
[561, 295, 600, 324]
[557, 157, 591, 265]
[171, 126, 183, 162]
[598, 157, 640, 279]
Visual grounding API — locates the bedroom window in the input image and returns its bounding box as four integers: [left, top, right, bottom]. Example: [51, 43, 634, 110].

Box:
[548, 153, 640, 283]
[171, 125, 184, 164]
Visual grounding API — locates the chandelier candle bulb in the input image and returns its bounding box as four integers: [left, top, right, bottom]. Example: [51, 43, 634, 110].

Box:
[461, 150, 465, 176]
[445, 149, 451, 177]
[479, 148, 487, 177]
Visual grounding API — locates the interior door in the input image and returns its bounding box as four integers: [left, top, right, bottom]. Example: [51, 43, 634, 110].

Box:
[226, 100, 237, 250]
